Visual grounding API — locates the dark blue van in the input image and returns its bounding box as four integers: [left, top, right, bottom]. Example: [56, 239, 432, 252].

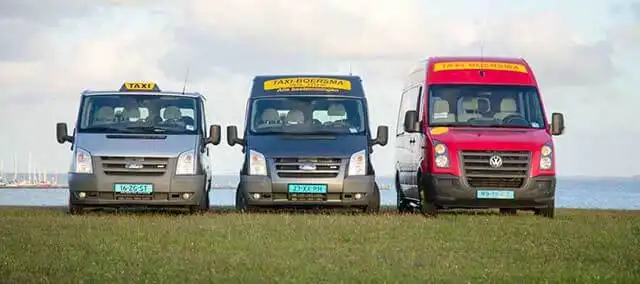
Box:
[226, 75, 388, 213]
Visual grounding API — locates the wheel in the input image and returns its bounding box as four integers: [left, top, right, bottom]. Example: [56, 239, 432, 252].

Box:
[363, 184, 381, 214]
[68, 203, 85, 215]
[235, 186, 248, 212]
[68, 195, 85, 215]
[534, 201, 555, 219]
[419, 182, 437, 217]
[500, 208, 517, 215]
[190, 189, 210, 214]
[395, 173, 412, 213]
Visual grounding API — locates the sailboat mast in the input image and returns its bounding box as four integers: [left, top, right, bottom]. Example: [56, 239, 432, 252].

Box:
[28, 152, 32, 184]
[13, 153, 17, 182]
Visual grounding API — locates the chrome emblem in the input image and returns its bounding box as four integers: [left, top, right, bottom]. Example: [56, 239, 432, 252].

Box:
[125, 158, 144, 169]
[488, 155, 503, 168]
[299, 164, 316, 171]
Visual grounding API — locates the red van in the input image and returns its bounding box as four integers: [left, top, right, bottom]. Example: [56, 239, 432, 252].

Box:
[394, 56, 565, 218]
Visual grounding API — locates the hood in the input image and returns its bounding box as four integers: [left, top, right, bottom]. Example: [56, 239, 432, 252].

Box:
[247, 134, 368, 158]
[432, 127, 552, 151]
[74, 133, 198, 157]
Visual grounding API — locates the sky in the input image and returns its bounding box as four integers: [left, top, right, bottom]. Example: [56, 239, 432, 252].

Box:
[1, 0, 640, 177]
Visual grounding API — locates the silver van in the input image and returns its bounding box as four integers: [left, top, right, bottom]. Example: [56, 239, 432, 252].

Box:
[56, 82, 221, 214]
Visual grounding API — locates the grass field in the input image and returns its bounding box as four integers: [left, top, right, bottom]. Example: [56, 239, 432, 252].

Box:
[1, 206, 639, 283]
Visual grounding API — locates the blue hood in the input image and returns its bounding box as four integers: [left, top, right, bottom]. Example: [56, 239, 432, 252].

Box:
[247, 135, 368, 158]
[74, 133, 198, 157]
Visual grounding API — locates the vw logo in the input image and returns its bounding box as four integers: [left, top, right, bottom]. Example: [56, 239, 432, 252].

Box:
[299, 164, 316, 171]
[488, 155, 503, 168]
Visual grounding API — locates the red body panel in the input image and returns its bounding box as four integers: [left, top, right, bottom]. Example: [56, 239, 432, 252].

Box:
[420, 56, 555, 177]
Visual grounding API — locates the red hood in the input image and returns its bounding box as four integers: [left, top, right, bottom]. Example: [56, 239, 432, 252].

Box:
[431, 127, 551, 151]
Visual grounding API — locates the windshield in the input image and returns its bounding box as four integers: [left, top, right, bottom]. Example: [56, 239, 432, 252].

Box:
[249, 96, 366, 135]
[78, 94, 200, 134]
[428, 84, 546, 129]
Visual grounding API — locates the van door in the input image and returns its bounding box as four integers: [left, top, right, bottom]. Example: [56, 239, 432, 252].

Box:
[396, 85, 421, 199]
[406, 85, 423, 197]
[395, 88, 412, 186]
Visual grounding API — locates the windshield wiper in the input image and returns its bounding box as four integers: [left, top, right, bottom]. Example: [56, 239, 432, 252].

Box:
[484, 124, 533, 129]
[124, 126, 186, 133]
[82, 126, 134, 133]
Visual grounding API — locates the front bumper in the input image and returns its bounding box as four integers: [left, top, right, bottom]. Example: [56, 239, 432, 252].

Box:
[68, 173, 206, 207]
[238, 175, 376, 207]
[423, 174, 556, 209]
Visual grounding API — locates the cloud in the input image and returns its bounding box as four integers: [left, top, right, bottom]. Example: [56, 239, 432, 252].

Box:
[159, 0, 618, 90]
[0, 0, 638, 175]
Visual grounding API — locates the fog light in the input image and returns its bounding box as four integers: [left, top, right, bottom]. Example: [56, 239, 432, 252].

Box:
[78, 192, 86, 198]
[182, 193, 190, 200]
[354, 193, 363, 199]
[252, 193, 261, 200]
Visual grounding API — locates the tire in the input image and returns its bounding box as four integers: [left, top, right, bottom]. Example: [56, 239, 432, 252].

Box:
[363, 184, 381, 214]
[534, 201, 555, 219]
[500, 208, 517, 215]
[395, 173, 412, 213]
[235, 186, 248, 212]
[190, 185, 210, 214]
[418, 181, 437, 217]
[68, 195, 85, 215]
[68, 204, 85, 215]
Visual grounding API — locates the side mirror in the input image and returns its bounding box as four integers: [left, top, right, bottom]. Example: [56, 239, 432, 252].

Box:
[208, 124, 221, 145]
[551, 112, 565, 136]
[56, 122, 73, 144]
[403, 110, 419, 133]
[227, 125, 245, 146]
[371, 125, 388, 146]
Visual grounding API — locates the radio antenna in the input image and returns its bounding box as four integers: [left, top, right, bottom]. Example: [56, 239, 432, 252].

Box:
[478, 13, 486, 77]
[181, 67, 190, 94]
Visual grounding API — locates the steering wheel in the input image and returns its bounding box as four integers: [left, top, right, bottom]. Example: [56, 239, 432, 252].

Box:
[502, 114, 529, 126]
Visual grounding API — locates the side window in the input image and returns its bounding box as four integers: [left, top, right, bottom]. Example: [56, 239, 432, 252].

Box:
[406, 86, 419, 112]
[396, 90, 408, 135]
[397, 86, 420, 135]
[200, 100, 207, 136]
[526, 92, 545, 127]
[417, 86, 424, 123]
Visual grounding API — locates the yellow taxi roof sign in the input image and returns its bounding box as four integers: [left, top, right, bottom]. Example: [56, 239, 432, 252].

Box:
[119, 81, 161, 92]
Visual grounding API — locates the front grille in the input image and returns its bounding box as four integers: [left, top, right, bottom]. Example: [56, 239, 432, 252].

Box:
[273, 157, 341, 178]
[99, 156, 169, 176]
[460, 150, 531, 189]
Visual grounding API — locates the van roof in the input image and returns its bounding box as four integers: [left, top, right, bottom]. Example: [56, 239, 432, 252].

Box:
[81, 90, 206, 100]
[79, 81, 206, 100]
[250, 74, 365, 98]
[424, 56, 536, 86]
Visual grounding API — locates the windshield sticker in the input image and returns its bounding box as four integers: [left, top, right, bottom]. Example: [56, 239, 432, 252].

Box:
[433, 61, 528, 73]
[430, 127, 449, 135]
[531, 122, 540, 128]
[263, 77, 352, 92]
[349, 127, 357, 133]
[186, 125, 195, 131]
[433, 112, 449, 119]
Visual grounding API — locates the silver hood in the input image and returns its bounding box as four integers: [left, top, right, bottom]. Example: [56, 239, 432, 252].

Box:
[73, 133, 198, 157]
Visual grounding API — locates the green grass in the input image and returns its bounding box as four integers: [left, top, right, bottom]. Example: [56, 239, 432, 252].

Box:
[1, 207, 639, 283]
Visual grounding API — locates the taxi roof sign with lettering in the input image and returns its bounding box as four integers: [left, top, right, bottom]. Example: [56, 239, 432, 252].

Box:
[119, 82, 161, 92]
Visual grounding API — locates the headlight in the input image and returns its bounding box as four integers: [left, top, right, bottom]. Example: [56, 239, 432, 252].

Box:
[248, 150, 267, 176]
[176, 150, 196, 175]
[539, 144, 553, 170]
[433, 140, 450, 168]
[348, 149, 367, 176]
[71, 148, 93, 174]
